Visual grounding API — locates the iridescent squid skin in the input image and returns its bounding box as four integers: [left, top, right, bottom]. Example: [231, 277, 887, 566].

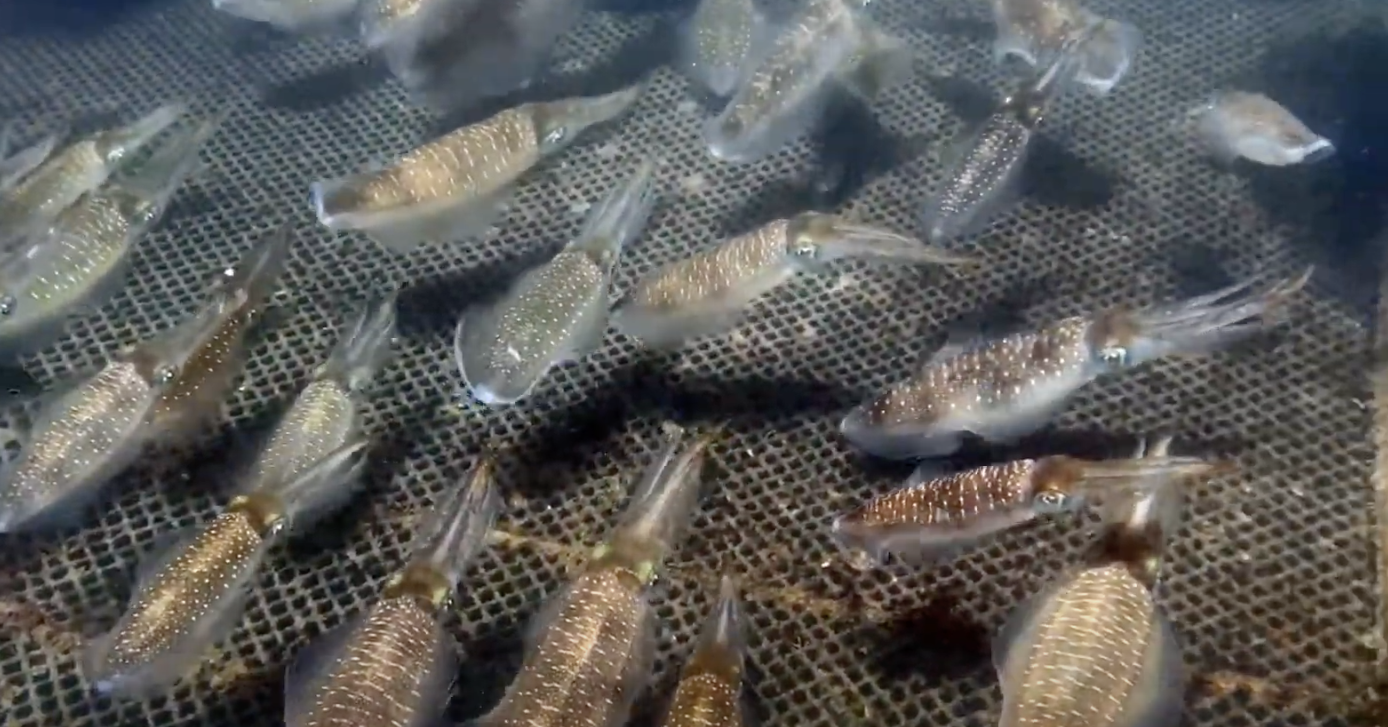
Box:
[0, 115, 221, 359]
[830, 452, 1223, 566]
[311, 86, 642, 254]
[990, 0, 1141, 97]
[82, 493, 290, 698]
[210, 0, 361, 32]
[148, 226, 295, 441]
[455, 159, 658, 406]
[1191, 91, 1334, 167]
[284, 456, 503, 727]
[82, 291, 394, 699]
[922, 23, 1093, 244]
[659, 576, 748, 727]
[0, 103, 186, 246]
[841, 268, 1311, 460]
[0, 128, 58, 193]
[0, 226, 292, 535]
[676, 0, 772, 98]
[703, 0, 912, 164]
[475, 425, 712, 727]
[612, 212, 972, 350]
[246, 294, 398, 496]
[994, 437, 1210, 727]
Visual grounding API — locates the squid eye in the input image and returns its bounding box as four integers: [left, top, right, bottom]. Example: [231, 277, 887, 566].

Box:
[594, 249, 617, 268]
[153, 365, 178, 385]
[1034, 490, 1069, 511]
[264, 518, 287, 539]
[0, 294, 15, 316]
[543, 127, 568, 146]
[790, 239, 818, 259]
[1099, 346, 1128, 366]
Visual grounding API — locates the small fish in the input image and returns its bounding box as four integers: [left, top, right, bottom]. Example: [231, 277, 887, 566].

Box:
[841, 268, 1311, 460]
[283, 455, 502, 727]
[659, 576, 748, 727]
[210, 0, 361, 32]
[921, 24, 1094, 244]
[676, 0, 773, 98]
[993, 437, 1203, 727]
[474, 425, 710, 727]
[0, 103, 186, 246]
[0, 116, 220, 360]
[703, 0, 912, 164]
[379, 0, 585, 114]
[990, 0, 1140, 96]
[312, 86, 642, 254]
[1191, 91, 1334, 167]
[831, 451, 1223, 566]
[455, 159, 658, 405]
[0, 128, 60, 193]
[0, 227, 291, 535]
[613, 212, 972, 349]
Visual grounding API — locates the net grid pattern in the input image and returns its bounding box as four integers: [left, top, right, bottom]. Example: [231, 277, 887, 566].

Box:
[0, 0, 1380, 726]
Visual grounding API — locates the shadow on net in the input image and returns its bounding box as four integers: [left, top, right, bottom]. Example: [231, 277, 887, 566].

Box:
[418, 15, 674, 140]
[260, 55, 392, 114]
[718, 101, 932, 234]
[925, 73, 1118, 219]
[490, 350, 860, 499]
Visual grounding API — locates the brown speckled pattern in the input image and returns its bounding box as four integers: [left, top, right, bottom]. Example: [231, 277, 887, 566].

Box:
[100, 510, 264, 675]
[999, 564, 1163, 727]
[293, 597, 443, 727]
[344, 109, 539, 213]
[0, 141, 103, 226]
[151, 301, 257, 436]
[662, 674, 742, 727]
[860, 317, 1093, 427]
[627, 220, 790, 312]
[246, 379, 355, 492]
[484, 568, 651, 727]
[0, 1, 1374, 725]
[1, 361, 151, 515]
[841, 460, 1038, 528]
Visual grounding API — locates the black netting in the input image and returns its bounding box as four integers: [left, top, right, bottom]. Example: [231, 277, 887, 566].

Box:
[0, 0, 1381, 725]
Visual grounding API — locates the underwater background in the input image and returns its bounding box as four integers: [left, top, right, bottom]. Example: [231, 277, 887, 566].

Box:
[0, 0, 1384, 725]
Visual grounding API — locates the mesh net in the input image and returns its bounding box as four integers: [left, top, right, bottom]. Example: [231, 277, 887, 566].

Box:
[0, 0, 1382, 725]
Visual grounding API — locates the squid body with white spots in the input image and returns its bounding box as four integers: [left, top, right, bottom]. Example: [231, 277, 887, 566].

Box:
[0, 114, 221, 359]
[0, 102, 185, 247]
[658, 575, 749, 727]
[454, 158, 659, 406]
[472, 425, 711, 727]
[992, 437, 1220, 727]
[841, 268, 1311, 460]
[311, 86, 643, 255]
[282, 454, 503, 727]
[830, 452, 1221, 566]
[0, 226, 291, 536]
[81, 294, 397, 699]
